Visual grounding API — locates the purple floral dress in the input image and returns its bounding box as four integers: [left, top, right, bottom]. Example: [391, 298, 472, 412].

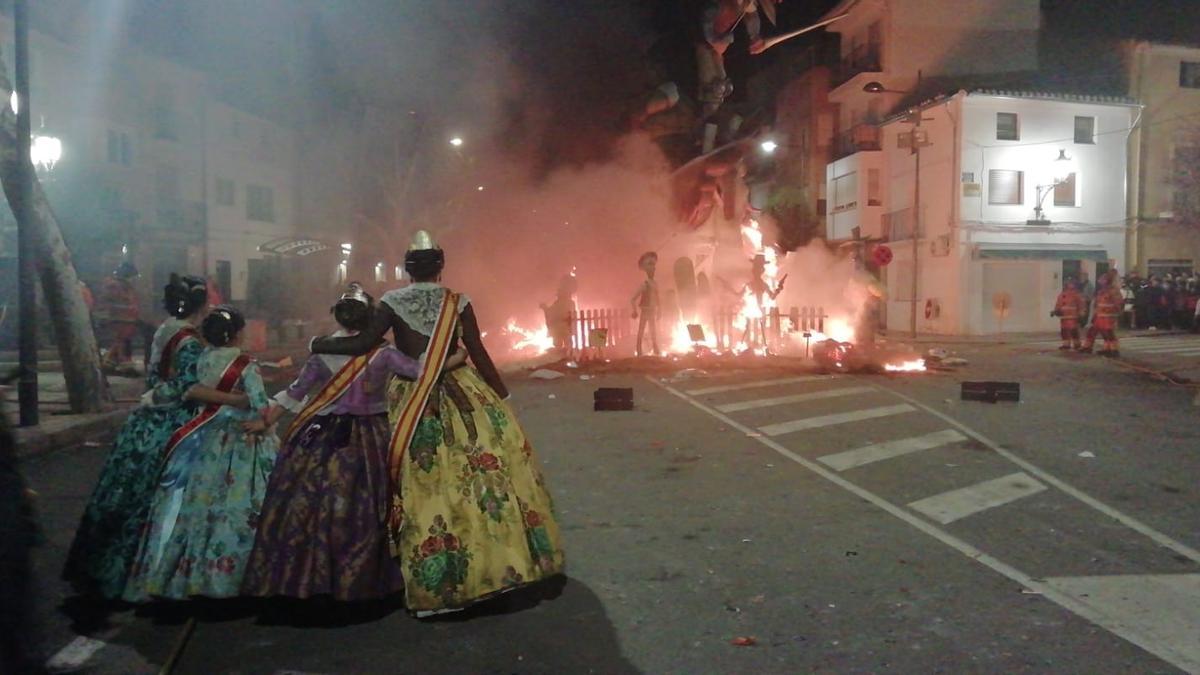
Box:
[242, 344, 419, 600]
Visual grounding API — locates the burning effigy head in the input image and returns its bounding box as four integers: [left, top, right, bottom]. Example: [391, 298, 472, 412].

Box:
[638, 251, 658, 275]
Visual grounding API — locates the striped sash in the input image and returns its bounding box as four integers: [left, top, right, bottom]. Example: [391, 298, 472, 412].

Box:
[160, 353, 251, 466]
[281, 345, 382, 445]
[385, 290, 459, 543]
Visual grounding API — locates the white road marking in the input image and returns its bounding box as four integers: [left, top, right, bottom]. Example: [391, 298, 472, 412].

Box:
[879, 384, 1200, 565]
[907, 471, 1047, 524]
[685, 375, 837, 396]
[714, 385, 875, 413]
[46, 636, 108, 672]
[651, 375, 1200, 673]
[1118, 336, 1194, 343]
[1145, 349, 1200, 357]
[1043, 574, 1200, 671]
[1131, 346, 1200, 355]
[818, 429, 967, 472]
[759, 404, 915, 437]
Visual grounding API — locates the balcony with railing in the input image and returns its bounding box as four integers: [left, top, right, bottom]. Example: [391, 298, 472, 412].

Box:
[832, 43, 882, 89]
[825, 149, 884, 242]
[834, 123, 881, 160]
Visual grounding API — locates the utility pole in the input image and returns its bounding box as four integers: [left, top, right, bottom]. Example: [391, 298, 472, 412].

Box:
[910, 109, 921, 338]
[909, 70, 924, 339]
[14, 0, 37, 426]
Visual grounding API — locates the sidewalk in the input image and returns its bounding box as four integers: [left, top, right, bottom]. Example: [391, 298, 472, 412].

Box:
[7, 371, 143, 458]
[877, 327, 1193, 346]
[7, 341, 312, 458]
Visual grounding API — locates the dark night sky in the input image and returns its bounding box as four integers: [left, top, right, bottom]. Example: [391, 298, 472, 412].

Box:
[25, 0, 1200, 172]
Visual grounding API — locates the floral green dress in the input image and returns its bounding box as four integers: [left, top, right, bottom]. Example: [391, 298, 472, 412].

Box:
[63, 318, 203, 599]
[122, 347, 279, 601]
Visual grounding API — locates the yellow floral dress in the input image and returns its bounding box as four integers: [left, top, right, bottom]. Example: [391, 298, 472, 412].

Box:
[387, 363, 563, 613]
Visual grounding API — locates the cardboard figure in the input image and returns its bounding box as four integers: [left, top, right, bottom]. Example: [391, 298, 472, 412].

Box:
[540, 273, 578, 353]
[630, 252, 661, 357]
[721, 253, 786, 350]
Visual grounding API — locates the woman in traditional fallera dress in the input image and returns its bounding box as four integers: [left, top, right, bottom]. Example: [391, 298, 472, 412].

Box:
[243, 286, 465, 601]
[310, 231, 565, 616]
[63, 275, 248, 599]
[123, 306, 280, 601]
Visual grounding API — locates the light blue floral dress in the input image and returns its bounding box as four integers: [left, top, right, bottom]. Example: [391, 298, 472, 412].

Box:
[63, 318, 204, 599]
[122, 346, 279, 601]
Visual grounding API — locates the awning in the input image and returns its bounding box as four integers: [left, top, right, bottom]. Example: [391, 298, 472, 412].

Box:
[976, 244, 1108, 262]
[258, 237, 331, 257]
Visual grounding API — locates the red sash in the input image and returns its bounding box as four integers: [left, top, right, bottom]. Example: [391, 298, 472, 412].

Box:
[160, 354, 251, 466]
[158, 327, 198, 381]
[281, 346, 382, 445]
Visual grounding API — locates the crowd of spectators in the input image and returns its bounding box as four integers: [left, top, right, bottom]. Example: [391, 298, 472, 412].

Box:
[1120, 271, 1200, 331]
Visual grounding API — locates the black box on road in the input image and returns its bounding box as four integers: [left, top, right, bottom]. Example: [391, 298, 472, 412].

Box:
[594, 387, 634, 411]
[961, 381, 1020, 403]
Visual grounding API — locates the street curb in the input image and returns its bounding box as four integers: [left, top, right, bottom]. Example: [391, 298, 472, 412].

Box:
[15, 407, 134, 459]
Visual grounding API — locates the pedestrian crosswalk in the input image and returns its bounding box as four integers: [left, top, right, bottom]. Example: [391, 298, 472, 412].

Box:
[667, 371, 1200, 552]
[659, 371, 1200, 672]
[680, 375, 1029, 525]
[818, 429, 968, 472]
[712, 385, 874, 413]
[907, 471, 1047, 524]
[758, 403, 916, 437]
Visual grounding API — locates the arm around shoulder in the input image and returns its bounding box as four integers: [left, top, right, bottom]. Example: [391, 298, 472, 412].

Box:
[460, 304, 509, 399]
[311, 303, 393, 355]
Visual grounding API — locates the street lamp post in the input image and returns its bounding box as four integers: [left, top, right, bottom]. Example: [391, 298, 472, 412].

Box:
[14, 0, 37, 426]
[1028, 149, 1074, 226]
[864, 74, 925, 338]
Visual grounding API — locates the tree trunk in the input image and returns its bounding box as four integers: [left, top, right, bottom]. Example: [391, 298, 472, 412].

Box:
[0, 54, 112, 413]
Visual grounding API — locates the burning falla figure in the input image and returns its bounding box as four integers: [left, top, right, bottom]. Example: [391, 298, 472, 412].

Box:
[630, 252, 661, 357]
[540, 273, 578, 353]
[721, 253, 786, 351]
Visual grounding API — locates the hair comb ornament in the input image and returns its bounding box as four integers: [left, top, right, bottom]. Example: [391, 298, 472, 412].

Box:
[340, 285, 370, 305]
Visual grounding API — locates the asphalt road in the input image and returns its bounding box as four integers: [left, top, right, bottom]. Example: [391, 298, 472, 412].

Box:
[19, 343, 1200, 674]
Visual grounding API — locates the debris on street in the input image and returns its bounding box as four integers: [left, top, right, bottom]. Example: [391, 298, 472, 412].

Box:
[530, 369, 565, 380]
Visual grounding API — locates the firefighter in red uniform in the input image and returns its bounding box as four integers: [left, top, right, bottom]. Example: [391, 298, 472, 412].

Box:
[95, 262, 141, 372]
[1079, 270, 1123, 357]
[1052, 278, 1086, 350]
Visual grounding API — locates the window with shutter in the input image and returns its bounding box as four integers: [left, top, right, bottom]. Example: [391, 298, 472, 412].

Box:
[1074, 116, 1095, 144]
[996, 112, 1019, 141]
[988, 170, 1023, 204]
[1180, 62, 1200, 89]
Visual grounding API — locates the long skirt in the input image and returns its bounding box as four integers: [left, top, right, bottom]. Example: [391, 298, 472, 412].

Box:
[123, 409, 278, 601]
[242, 413, 404, 601]
[62, 403, 196, 599]
[389, 366, 565, 613]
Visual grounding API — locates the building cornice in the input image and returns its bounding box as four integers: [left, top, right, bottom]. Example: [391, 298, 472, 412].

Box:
[968, 89, 1139, 107]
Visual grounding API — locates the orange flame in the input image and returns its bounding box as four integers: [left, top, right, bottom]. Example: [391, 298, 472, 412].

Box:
[885, 359, 926, 372]
[733, 219, 782, 355]
[503, 319, 554, 354]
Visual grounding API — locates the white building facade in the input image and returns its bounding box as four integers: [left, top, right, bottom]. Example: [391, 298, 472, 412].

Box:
[204, 101, 298, 305]
[819, 0, 1042, 244]
[0, 14, 300, 311]
[877, 90, 1136, 335]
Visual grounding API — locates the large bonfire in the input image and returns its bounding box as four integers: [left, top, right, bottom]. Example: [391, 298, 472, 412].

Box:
[490, 218, 923, 372]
